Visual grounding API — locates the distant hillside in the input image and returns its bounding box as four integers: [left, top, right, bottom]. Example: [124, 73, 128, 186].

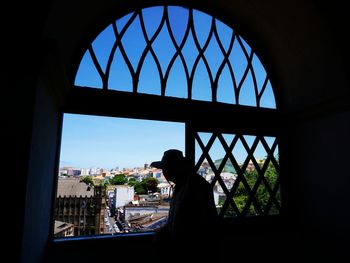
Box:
[214, 158, 236, 173]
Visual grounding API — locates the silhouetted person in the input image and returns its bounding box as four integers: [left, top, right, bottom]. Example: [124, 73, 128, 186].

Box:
[150, 149, 218, 249]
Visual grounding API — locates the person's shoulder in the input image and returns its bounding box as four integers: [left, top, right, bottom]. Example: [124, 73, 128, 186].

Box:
[190, 173, 211, 188]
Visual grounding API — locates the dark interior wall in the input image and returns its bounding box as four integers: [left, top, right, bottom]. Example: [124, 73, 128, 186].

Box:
[279, 103, 350, 259]
[293, 110, 350, 257]
[11, 0, 349, 262]
[225, 0, 348, 112]
[21, 79, 61, 262]
[4, 1, 53, 262]
[19, 43, 70, 262]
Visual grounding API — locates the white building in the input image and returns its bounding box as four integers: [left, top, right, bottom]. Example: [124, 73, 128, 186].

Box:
[80, 168, 90, 176]
[220, 172, 237, 180]
[89, 167, 98, 175]
[157, 182, 172, 197]
[152, 169, 167, 183]
[114, 185, 135, 208]
[213, 189, 225, 206]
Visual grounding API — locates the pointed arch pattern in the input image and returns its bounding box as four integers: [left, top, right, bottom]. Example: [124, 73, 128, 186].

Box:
[75, 5, 276, 109]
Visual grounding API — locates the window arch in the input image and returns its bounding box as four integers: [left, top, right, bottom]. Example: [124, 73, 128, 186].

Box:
[61, 4, 281, 236]
[75, 5, 276, 109]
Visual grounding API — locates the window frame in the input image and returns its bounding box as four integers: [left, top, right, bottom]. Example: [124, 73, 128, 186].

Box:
[52, 2, 284, 242]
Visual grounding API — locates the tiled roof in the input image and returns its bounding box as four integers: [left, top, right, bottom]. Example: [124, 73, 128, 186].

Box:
[56, 178, 94, 197]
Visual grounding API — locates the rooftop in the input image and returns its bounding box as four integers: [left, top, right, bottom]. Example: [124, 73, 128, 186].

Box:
[56, 178, 94, 197]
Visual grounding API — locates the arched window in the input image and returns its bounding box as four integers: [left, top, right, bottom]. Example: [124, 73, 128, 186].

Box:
[59, 4, 281, 238]
[75, 6, 276, 109]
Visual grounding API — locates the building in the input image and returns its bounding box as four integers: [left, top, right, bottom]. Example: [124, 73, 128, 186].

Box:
[53, 221, 74, 238]
[123, 205, 169, 232]
[54, 178, 105, 236]
[113, 185, 135, 208]
[157, 182, 173, 197]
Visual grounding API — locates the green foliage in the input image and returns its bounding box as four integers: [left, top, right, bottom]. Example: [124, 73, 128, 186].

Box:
[128, 177, 137, 186]
[144, 177, 159, 193]
[224, 157, 280, 217]
[109, 174, 128, 185]
[233, 178, 256, 215]
[80, 176, 95, 186]
[99, 179, 110, 188]
[133, 177, 159, 194]
[263, 161, 280, 214]
[134, 182, 147, 194]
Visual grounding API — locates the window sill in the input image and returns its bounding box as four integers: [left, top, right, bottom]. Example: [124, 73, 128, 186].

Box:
[51, 230, 155, 243]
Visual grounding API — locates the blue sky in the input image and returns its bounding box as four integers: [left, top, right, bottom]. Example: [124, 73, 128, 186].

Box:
[60, 114, 185, 169]
[60, 6, 277, 170]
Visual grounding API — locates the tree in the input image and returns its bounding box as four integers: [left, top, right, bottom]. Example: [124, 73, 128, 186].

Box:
[128, 177, 137, 186]
[99, 179, 110, 188]
[134, 182, 147, 194]
[80, 176, 95, 187]
[223, 157, 280, 217]
[109, 174, 127, 185]
[133, 177, 159, 194]
[144, 177, 159, 193]
[263, 160, 280, 214]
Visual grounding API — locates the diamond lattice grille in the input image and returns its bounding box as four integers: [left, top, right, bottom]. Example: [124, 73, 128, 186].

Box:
[195, 132, 281, 217]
